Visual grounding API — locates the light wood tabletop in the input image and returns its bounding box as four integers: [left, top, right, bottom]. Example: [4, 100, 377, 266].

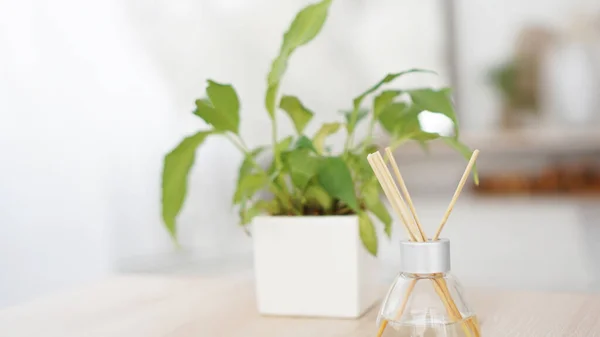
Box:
[1, 274, 599, 337]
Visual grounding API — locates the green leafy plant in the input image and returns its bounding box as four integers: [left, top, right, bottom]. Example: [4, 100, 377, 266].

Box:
[161, 0, 476, 256]
[489, 60, 537, 111]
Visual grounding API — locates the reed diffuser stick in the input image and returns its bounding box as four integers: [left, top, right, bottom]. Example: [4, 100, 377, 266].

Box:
[367, 155, 417, 241]
[376, 278, 419, 337]
[432, 150, 479, 240]
[372, 152, 424, 241]
[430, 149, 481, 336]
[384, 147, 427, 240]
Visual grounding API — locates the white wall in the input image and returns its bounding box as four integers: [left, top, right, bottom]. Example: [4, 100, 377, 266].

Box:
[0, 0, 448, 307]
[0, 0, 177, 307]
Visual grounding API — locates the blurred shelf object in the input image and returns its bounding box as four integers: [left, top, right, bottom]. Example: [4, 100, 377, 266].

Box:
[380, 127, 600, 194]
[382, 127, 600, 157]
[476, 160, 600, 196]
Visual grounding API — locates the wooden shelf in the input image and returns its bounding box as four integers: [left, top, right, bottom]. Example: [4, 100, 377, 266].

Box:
[381, 127, 600, 157]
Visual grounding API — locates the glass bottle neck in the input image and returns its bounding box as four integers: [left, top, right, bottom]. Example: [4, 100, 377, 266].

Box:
[402, 272, 449, 279]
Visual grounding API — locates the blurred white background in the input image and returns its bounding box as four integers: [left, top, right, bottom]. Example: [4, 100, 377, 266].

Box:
[1, 0, 600, 308]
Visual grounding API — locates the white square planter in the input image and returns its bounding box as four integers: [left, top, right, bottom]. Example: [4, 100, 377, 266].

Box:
[252, 215, 380, 318]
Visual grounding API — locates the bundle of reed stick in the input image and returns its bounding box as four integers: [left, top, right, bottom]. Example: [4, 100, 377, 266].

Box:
[367, 147, 480, 337]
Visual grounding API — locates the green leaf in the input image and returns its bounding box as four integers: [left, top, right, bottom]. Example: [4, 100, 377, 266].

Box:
[255, 199, 281, 214]
[390, 131, 439, 151]
[359, 211, 378, 256]
[193, 99, 216, 121]
[280, 96, 314, 134]
[410, 131, 441, 141]
[313, 122, 340, 154]
[378, 102, 408, 133]
[379, 103, 428, 141]
[354, 70, 434, 108]
[240, 200, 279, 226]
[398, 110, 425, 136]
[265, 0, 332, 118]
[442, 137, 479, 185]
[347, 151, 374, 181]
[408, 88, 458, 136]
[304, 183, 333, 210]
[370, 202, 392, 238]
[233, 147, 266, 204]
[362, 179, 392, 238]
[349, 69, 434, 128]
[240, 203, 263, 226]
[365, 144, 379, 154]
[317, 157, 358, 211]
[233, 172, 268, 204]
[240, 147, 265, 174]
[268, 136, 294, 176]
[276, 136, 294, 154]
[267, 0, 332, 86]
[293, 135, 317, 153]
[378, 102, 443, 153]
[283, 149, 320, 190]
[162, 131, 213, 240]
[373, 90, 402, 119]
[341, 108, 368, 133]
[265, 85, 278, 118]
[194, 81, 240, 133]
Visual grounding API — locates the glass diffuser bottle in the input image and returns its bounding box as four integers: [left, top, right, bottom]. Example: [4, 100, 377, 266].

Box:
[367, 148, 481, 337]
[376, 239, 480, 337]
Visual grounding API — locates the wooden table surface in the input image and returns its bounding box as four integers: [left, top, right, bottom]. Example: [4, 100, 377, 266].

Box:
[1, 274, 599, 337]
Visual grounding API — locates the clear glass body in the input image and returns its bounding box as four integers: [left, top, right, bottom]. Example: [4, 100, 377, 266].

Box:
[376, 272, 480, 337]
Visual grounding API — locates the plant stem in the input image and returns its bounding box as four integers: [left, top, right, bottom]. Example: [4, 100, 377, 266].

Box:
[343, 129, 354, 155]
[267, 109, 299, 213]
[271, 111, 281, 169]
[237, 136, 251, 153]
[226, 133, 249, 153]
[354, 115, 378, 155]
[389, 136, 409, 152]
[224, 133, 300, 214]
[364, 117, 377, 148]
[337, 206, 351, 214]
